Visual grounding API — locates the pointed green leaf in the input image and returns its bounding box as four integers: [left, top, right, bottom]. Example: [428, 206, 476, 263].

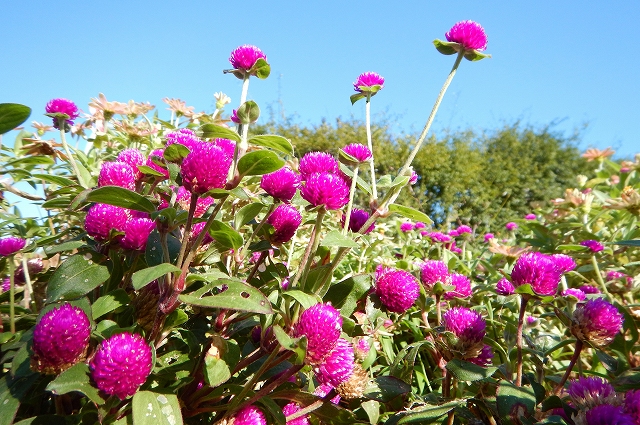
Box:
[138, 165, 167, 177]
[364, 376, 412, 403]
[388, 204, 433, 225]
[236, 202, 265, 228]
[132, 264, 182, 290]
[163, 143, 190, 162]
[282, 290, 322, 310]
[92, 289, 131, 319]
[0, 103, 31, 135]
[396, 400, 464, 424]
[46, 252, 110, 302]
[209, 220, 243, 250]
[350, 93, 367, 105]
[433, 39, 460, 55]
[252, 58, 271, 79]
[46, 363, 105, 404]
[445, 358, 497, 381]
[613, 239, 640, 247]
[198, 123, 240, 142]
[237, 150, 284, 177]
[0, 373, 39, 425]
[31, 173, 76, 187]
[179, 279, 273, 314]
[132, 391, 183, 425]
[464, 50, 491, 62]
[324, 274, 372, 317]
[319, 230, 360, 248]
[496, 380, 536, 425]
[248, 134, 294, 155]
[86, 186, 156, 213]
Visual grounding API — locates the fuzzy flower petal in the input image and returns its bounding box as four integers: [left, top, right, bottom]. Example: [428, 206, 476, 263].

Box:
[342, 143, 372, 162]
[266, 204, 302, 244]
[98, 161, 136, 190]
[445, 20, 488, 51]
[0, 236, 26, 256]
[145, 149, 169, 179]
[121, 218, 156, 251]
[567, 376, 618, 409]
[46, 98, 80, 128]
[117, 148, 145, 181]
[375, 265, 420, 313]
[314, 338, 355, 388]
[511, 252, 562, 296]
[165, 128, 201, 152]
[299, 152, 340, 179]
[443, 307, 486, 343]
[232, 405, 267, 425]
[229, 45, 267, 72]
[260, 167, 301, 202]
[583, 404, 634, 425]
[342, 209, 374, 234]
[84, 204, 129, 241]
[552, 254, 577, 273]
[420, 260, 449, 289]
[496, 278, 515, 296]
[581, 239, 605, 253]
[294, 303, 342, 364]
[300, 172, 350, 210]
[443, 273, 472, 300]
[353, 72, 385, 93]
[571, 298, 623, 346]
[181, 143, 231, 194]
[400, 222, 414, 232]
[283, 402, 310, 425]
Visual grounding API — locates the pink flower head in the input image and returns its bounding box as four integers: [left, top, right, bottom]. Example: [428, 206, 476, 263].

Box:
[176, 186, 215, 217]
[84, 203, 129, 241]
[524, 214, 537, 220]
[414, 222, 426, 229]
[45, 98, 80, 128]
[572, 298, 623, 346]
[314, 384, 341, 404]
[580, 284, 601, 294]
[294, 303, 342, 364]
[484, 233, 494, 242]
[260, 167, 301, 202]
[552, 254, 577, 273]
[354, 337, 370, 360]
[584, 405, 634, 425]
[342, 209, 374, 234]
[353, 72, 385, 93]
[117, 148, 145, 181]
[1, 278, 9, 292]
[299, 152, 340, 179]
[448, 229, 459, 237]
[468, 344, 494, 367]
[165, 128, 201, 152]
[526, 316, 538, 326]
[445, 20, 488, 51]
[13, 258, 44, 284]
[230, 109, 240, 124]
[190, 222, 214, 245]
[300, 172, 350, 210]
[561, 288, 586, 301]
[581, 239, 605, 253]
[567, 376, 617, 409]
[624, 390, 640, 424]
[282, 403, 309, 425]
[266, 204, 302, 244]
[374, 265, 420, 313]
[145, 149, 169, 179]
[496, 278, 515, 296]
[0, 236, 26, 256]
[420, 260, 449, 289]
[427, 232, 451, 243]
[32, 303, 91, 374]
[505, 222, 518, 231]
[443, 273, 472, 300]
[443, 307, 486, 343]
[121, 218, 155, 251]
[314, 338, 355, 388]
[341, 143, 372, 163]
[98, 161, 136, 190]
[212, 138, 236, 159]
[510, 252, 562, 296]
[456, 225, 472, 235]
[409, 170, 419, 185]
[606, 270, 628, 281]
[90, 332, 152, 399]
[400, 222, 414, 232]
[232, 405, 267, 425]
[229, 45, 267, 72]
[181, 143, 231, 194]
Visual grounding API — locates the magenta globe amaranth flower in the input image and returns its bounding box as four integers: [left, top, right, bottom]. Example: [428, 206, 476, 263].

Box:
[442, 307, 486, 359]
[90, 332, 152, 399]
[353, 72, 385, 93]
[427, 232, 451, 243]
[468, 344, 494, 367]
[0, 236, 26, 256]
[230, 109, 240, 124]
[374, 265, 420, 313]
[293, 303, 342, 364]
[524, 213, 537, 220]
[260, 167, 301, 202]
[505, 222, 518, 231]
[229, 45, 267, 73]
[567, 376, 618, 409]
[562, 288, 586, 301]
[445, 20, 488, 51]
[583, 404, 634, 425]
[552, 254, 577, 273]
[212, 138, 236, 159]
[165, 128, 201, 152]
[581, 239, 605, 253]
[300, 172, 350, 210]
[510, 252, 562, 296]
[84, 203, 129, 241]
[624, 389, 640, 424]
[117, 148, 145, 181]
[314, 338, 355, 388]
[283, 402, 310, 425]
[571, 298, 623, 346]
[420, 260, 449, 289]
[98, 161, 136, 190]
[484, 233, 494, 242]
[121, 218, 155, 251]
[45, 98, 80, 128]
[341, 143, 372, 163]
[266, 204, 302, 244]
[496, 278, 515, 296]
[400, 222, 414, 232]
[342, 209, 374, 234]
[180, 143, 231, 194]
[145, 149, 169, 179]
[443, 273, 472, 300]
[231, 404, 267, 425]
[32, 303, 91, 374]
[456, 225, 472, 235]
[176, 186, 215, 217]
[314, 384, 341, 404]
[298, 152, 340, 179]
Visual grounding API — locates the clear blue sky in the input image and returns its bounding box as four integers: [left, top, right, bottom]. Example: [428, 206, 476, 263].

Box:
[2, 1, 639, 158]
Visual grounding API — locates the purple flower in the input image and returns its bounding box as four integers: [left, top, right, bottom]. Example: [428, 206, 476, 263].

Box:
[568, 376, 618, 409]
[300, 172, 350, 210]
[484, 233, 494, 242]
[468, 344, 494, 367]
[448, 229, 459, 237]
[84, 203, 129, 241]
[606, 270, 629, 282]
[165, 128, 201, 152]
[409, 170, 419, 185]
[13, 258, 44, 284]
[342, 209, 374, 234]
[353, 72, 385, 93]
[298, 152, 340, 179]
[294, 303, 342, 364]
[526, 316, 538, 326]
[524, 214, 537, 220]
[45, 98, 80, 128]
[98, 161, 136, 190]
[266, 204, 302, 244]
[571, 298, 623, 346]
[121, 218, 155, 251]
[445, 20, 488, 51]
[232, 405, 267, 425]
[400, 222, 414, 232]
[212, 138, 236, 159]
[624, 389, 640, 424]
[581, 239, 605, 253]
[260, 167, 301, 202]
[443, 307, 486, 342]
[230, 109, 240, 124]
[314, 338, 355, 388]
[456, 225, 472, 235]
[90, 332, 152, 399]
[229, 45, 267, 72]
[510, 252, 562, 296]
[443, 273, 472, 300]
[505, 222, 518, 231]
[561, 288, 586, 301]
[420, 260, 449, 289]
[414, 222, 426, 229]
[117, 148, 145, 181]
[580, 284, 601, 295]
[181, 143, 231, 194]
[190, 222, 214, 245]
[354, 337, 370, 360]
[145, 149, 169, 179]
[1, 278, 9, 292]
[314, 384, 341, 404]
[282, 403, 309, 425]
[552, 254, 577, 273]
[374, 265, 420, 313]
[0, 236, 26, 256]
[584, 404, 634, 425]
[496, 278, 515, 296]
[176, 186, 215, 217]
[32, 303, 91, 374]
[341, 143, 372, 163]
[427, 232, 451, 243]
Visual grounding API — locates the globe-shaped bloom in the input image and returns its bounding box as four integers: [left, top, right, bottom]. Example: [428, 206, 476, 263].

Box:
[298, 152, 339, 179]
[414, 222, 426, 229]
[180, 143, 231, 194]
[229, 45, 267, 72]
[45, 98, 80, 128]
[484, 233, 494, 242]
[230, 109, 240, 124]
[552, 254, 577, 273]
[496, 278, 515, 296]
[314, 338, 355, 388]
[84, 203, 129, 241]
[445, 20, 488, 51]
[427, 232, 451, 243]
[14, 258, 44, 284]
[260, 167, 301, 202]
[90, 332, 152, 399]
[232, 405, 267, 425]
[443, 273, 472, 300]
[579, 285, 601, 295]
[313, 384, 341, 404]
[117, 148, 145, 181]
[1, 278, 9, 292]
[190, 222, 214, 245]
[165, 128, 201, 152]
[293, 303, 342, 364]
[505, 222, 518, 231]
[420, 260, 449, 289]
[571, 298, 623, 346]
[456, 225, 472, 235]
[561, 288, 586, 301]
[409, 170, 419, 185]
[400, 222, 414, 232]
[283, 402, 310, 425]
[145, 149, 169, 179]
[468, 344, 494, 367]
[353, 72, 385, 93]
[300, 172, 350, 210]
[624, 389, 640, 424]
[341, 143, 372, 163]
[583, 404, 634, 425]
[442, 307, 486, 359]
[524, 214, 537, 220]
[342, 209, 374, 234]
[98, 161, 136, 190]
[212, 138, 236, 159]
[0, 236, 26, 256]
[266, 204, 302, 244]
[567, 376, 619, 409]
[121, 218, 155, 251]
[176, 186, 215, 217]
[374, 265, 420, 313]
[32, 303, 91, 374]
[510, 252, 562, 296]
[581, 239, 605, 253]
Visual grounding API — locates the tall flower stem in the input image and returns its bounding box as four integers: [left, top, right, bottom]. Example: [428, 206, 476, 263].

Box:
[435, 294, 443, 326]
[57, 120, 83, 186]
[238, 203, 276, 261]
[176, 192, 199, 269]
[590, 255, 611, 299]
[365, 99, 377, 203]
[342, 165, 360, 235]
[20, 256, 35, 311]
[229, 75, 251, 182]
[298, 209, 326, 292]
[8, 256, 16, 334]
[553, 339, 584, 395]
[515, 296, 530, 387]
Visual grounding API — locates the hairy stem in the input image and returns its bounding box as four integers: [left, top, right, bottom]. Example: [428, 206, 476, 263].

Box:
[365, 100, 377, 202]
[342, 166, 360, 235]
[553, 339, 584, 395]
[515, 296, 530, 387]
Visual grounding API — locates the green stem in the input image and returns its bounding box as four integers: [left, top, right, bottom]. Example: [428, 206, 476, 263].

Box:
[342, 166, 360, 235]
[301, 209, 326, 292]
[58, 120, 83, 186]
[553, 339, 583, 395]
[515, 296, 529, 387]
[365, 99, 377, 202]
[176, 192, 199, 269]
[8, 256, 16, 334]
[239, 203, 276, 260]
[590, 255, 611, 299]
[20, 256, 35, 311]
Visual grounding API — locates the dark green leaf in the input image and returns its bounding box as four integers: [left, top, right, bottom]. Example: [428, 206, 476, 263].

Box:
[145, 230, 181, 267]
[0, 103, 31, 135]
[364, 376, 412, 403]
[179, 279, 272, 314]
[236, 202, 264, 228]
[272, 325, 306, 361]
[138, 165, 167, 177]
[198, 123, 240, 142]
[163, 143, 191, 162]
[445, 358, 497, 381]
[595, 349, 618, 372]
[388, 204, 433, 225]
[237, 100, 260, 124]
[282, 290, 322, 310]
[43, 240, 86, 255]
[86, 186, 156, 213]
[0, 373, 39, 425]
[248, 134, 294, 155]
[324, 274, 371, 317]
[132, 264, 182, 291]
[319, 230, 360, 248]
[46, 252, 110, 302]
[14, 416, 68, 425]
[433, 39, 460, 56]
[209, 220, 243, 250]
[132, 391, 183, 425]
[350, 93, 367, 105]
[496, 380, 536, 425]
[613, 239, 640, 247]
[92, 289, 131, 319]
[237, 150, 285, 177]
[396, 401, 462, 424]
[31, 173, 76, 187]
[46, 363, 104, 404]
[204, 337, 239, 388]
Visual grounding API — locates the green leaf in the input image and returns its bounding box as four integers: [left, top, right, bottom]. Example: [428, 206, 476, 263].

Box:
[237, 100, 260, 124]
[388, 204, 433, 225]
[145, 230, 181, 267]
[132, 264, 182, 291]
[236, 202, 265, 228]
[138, 165, 167, 177]
[237, 150, 284, 177]
[46, 252, 110, 302]
[31, 173, 76, 187]
[86, 186, 156, 213]
[396, 400, 463, 424]
[0, 103, 31, 135]
[324, 274, 371, 317]
[364, 376, 412, 403]
[132, 391, 183, 425]
[350, 93, 367, 105]
[464, 49, 491, 62]
[282, 290, 322, 310]
[445, 358, 497, 381]
[43, 240, 86, 255]
[272, 325, 306, 360]
[92, 289, 131, 319]
[179, 279, 273, 314]
[319, 230, 360, 248]
[198, 123, 240, 142]
[248, 134, 294, 155]
[0, 373, 39, 425]
[203, 337, 240, 388]
[613, 239, 640, 247]
[496, 380, 536, 425]
[556, 244, 589, 251]
[251, 57, 271, 79]
[209, 220, 243, 250]
[14, 416, 68, 425]
[163, 143, 191, 162]
[46, 363, 105, 404]
[433, 39, 461, 56]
